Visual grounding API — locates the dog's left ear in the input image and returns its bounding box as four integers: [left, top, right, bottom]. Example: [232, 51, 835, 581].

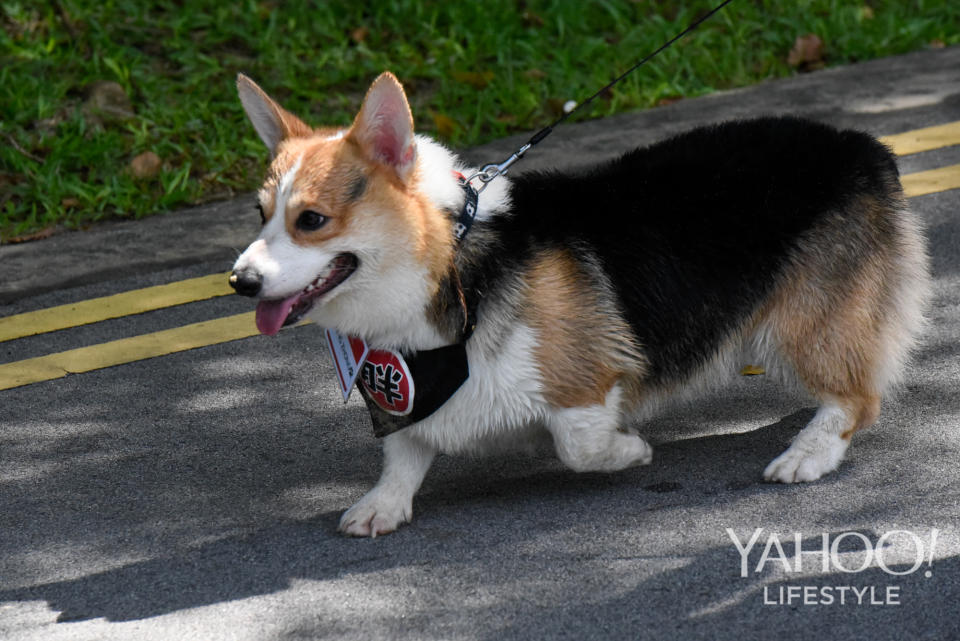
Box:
[349, 72, 416, 182]
[237, 73, 312, 157]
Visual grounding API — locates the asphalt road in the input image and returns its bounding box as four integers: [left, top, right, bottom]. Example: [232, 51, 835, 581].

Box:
[1, 47, 959, 640]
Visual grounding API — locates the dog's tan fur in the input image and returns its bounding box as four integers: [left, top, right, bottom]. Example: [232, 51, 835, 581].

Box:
[521, 248, 647, 408]
[752, 191, 925, 442]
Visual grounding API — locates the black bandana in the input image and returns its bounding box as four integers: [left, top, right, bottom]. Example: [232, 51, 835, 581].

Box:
[357, 343, 469, 437]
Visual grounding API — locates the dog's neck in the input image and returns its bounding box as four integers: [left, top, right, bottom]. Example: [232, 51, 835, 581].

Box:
[412, 136, 512, 349]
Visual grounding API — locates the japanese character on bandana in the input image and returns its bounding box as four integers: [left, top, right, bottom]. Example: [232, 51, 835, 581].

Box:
[362, 361, 405, 408]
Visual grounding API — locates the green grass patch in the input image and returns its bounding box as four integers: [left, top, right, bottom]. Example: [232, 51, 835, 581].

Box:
[2, 0, 958, 241]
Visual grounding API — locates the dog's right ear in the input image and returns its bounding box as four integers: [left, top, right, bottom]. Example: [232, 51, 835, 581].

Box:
[349, 72, 417, 182]
[236, 74, 312, 156]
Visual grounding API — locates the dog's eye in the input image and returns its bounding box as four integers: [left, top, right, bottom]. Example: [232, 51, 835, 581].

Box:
[256, 203, 266, 226]
[296, 210, 328, 231]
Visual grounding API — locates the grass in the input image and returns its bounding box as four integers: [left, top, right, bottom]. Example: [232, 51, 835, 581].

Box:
[2, 0, 958, 242]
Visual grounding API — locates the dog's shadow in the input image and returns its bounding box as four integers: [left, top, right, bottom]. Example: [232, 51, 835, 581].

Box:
[0, 409, 817, 624]
[416, 408, 817, 511]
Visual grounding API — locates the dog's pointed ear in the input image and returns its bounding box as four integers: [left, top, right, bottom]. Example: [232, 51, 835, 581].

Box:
[349, 72, 416, 181]
[236, 73, 312, 156]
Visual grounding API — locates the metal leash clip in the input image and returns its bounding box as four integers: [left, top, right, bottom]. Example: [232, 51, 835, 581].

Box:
[465, 143, 532, 193]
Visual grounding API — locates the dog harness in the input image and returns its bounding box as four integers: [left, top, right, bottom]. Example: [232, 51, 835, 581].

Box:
[353, 174, 479, 437]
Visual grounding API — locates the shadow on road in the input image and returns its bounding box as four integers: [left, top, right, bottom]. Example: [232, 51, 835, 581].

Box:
[0, 314, 956, 635]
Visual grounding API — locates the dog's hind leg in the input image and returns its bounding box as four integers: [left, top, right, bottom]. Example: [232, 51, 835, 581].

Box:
[339, 431, 436, 537]
[761, 200, 928, 483]
[761, 266, 904, 484]
[545, 383, 653, 472]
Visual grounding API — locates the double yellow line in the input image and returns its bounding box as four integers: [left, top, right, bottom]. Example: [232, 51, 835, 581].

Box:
[2, 120, 960, 391]
[0, 275, 258, 390]
[883, 121, 960, 196]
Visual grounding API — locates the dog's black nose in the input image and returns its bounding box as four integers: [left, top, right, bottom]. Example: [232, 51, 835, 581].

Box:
[229, 268, 262, 297]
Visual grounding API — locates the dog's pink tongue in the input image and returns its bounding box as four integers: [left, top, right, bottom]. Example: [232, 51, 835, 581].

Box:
[255, 296, 298, 336]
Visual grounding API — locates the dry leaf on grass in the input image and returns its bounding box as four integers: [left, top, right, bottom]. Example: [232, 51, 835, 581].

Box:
[350, 27, 368, 43]
[452, 70, 494, 89]
[522, 11, 544, 27]
[656, 95, 684, 107]
[82, 80, 135, 125]
[5, 227, 58, 244]
[787, 33, 825, 70]
[430, 112, 457, 139]
[130, 151, 162, 179]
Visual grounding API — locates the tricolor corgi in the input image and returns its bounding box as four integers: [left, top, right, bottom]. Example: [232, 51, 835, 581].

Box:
[229, 72, 929, 537]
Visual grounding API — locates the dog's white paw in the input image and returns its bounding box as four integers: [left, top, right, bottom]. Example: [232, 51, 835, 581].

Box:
[338, 488, 412, 538]
[619, 426, 654, 466]
[763, 435, 848, 483]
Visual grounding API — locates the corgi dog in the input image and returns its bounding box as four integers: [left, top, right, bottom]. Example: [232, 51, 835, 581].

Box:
[230, 72, 929, 537]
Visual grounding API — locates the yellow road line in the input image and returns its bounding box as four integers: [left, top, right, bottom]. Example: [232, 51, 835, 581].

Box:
[0, 312, 269, 391]
[880, 121, 960, 156]
[901, 163, 960, 198]
[0, 272, 233, 343]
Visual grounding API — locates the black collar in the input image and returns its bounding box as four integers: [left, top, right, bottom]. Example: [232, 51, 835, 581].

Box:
[452, 172, 479, 243]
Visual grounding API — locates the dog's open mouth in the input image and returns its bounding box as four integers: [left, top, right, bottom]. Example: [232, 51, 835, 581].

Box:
[255, 253, 358, 336]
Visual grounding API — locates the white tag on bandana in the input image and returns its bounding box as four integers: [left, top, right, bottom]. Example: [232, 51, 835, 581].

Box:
[325, 328, 370, 402]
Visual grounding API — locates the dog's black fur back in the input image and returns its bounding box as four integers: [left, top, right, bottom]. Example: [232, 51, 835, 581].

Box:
[462, 117, 903, 385]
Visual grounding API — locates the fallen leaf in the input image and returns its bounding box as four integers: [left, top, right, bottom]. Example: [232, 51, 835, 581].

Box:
[523, 69, 547, 80]
[82, 80, 135, 123]
[130, 151, 162, 179]
[522, 11, 544, 27]
[656, 95, 684, 107]
[61, 197, 81, 209]
[545, 98, 566, 119]
[452, 70, 494, 89]
[5, 227, 57, 244]
[930, 38, 946, 49]
[350, 26, 368, 43]
[430, 112, 457, 139]
[740, 365, 766, 376]
[787, 33, 825, 70]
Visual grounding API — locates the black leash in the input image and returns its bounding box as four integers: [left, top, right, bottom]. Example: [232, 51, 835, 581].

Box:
[466, 0, 736, 190]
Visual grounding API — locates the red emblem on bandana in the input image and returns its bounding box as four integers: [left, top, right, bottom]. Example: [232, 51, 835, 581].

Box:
[359, 349, 415, 416]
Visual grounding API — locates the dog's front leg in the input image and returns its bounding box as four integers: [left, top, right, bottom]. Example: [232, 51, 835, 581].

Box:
[338, 431, 436, 537]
